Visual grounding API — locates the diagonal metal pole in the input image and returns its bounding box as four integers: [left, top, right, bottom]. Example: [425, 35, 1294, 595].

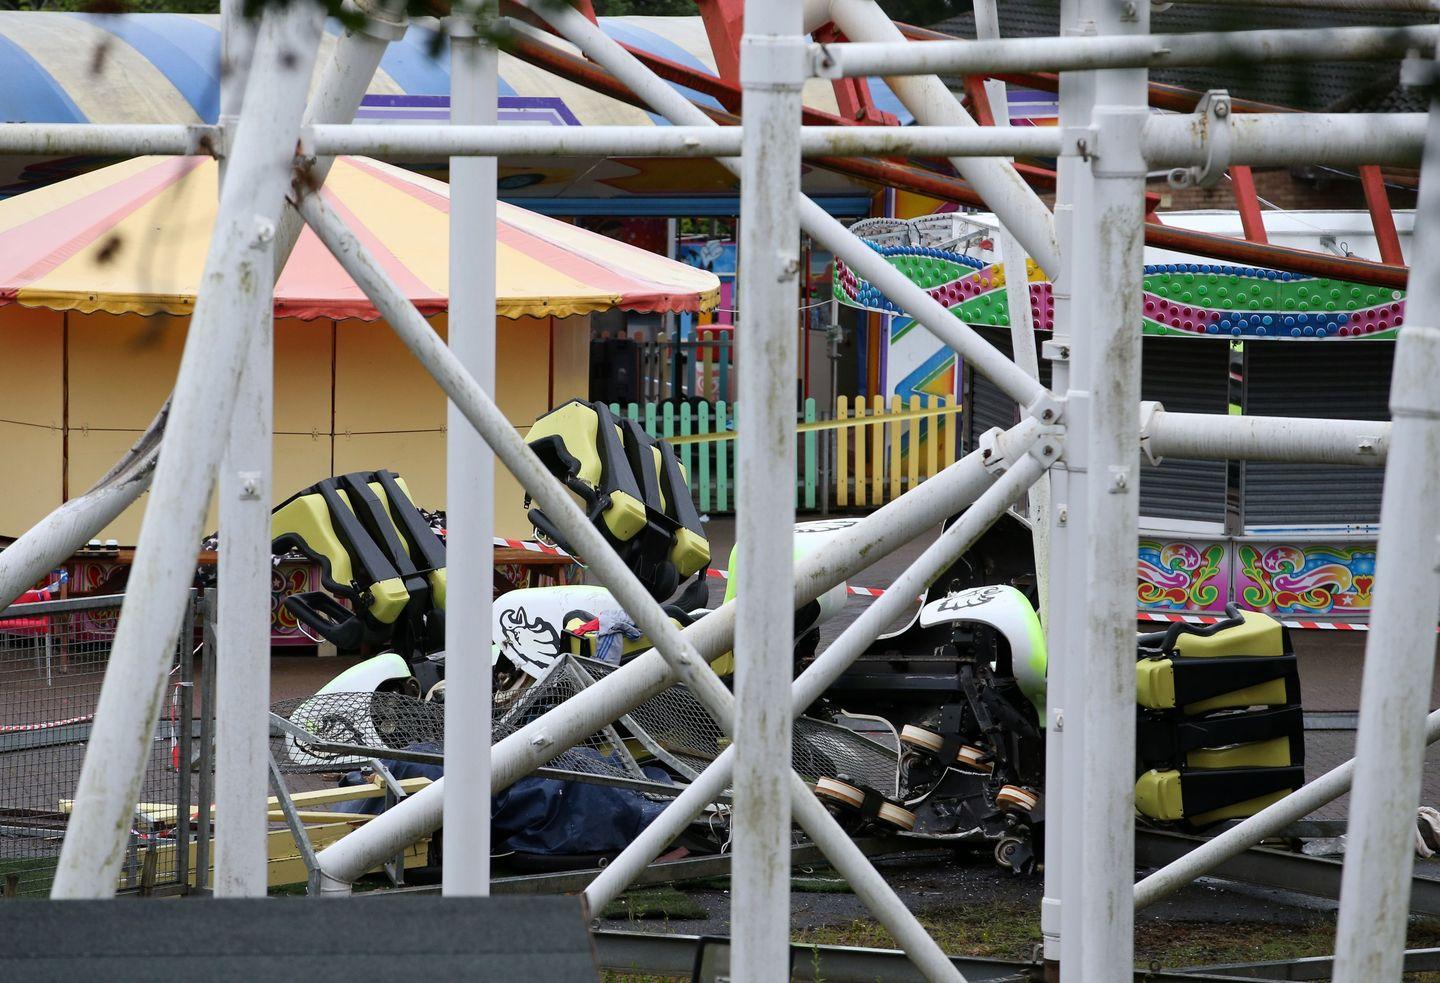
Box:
[1333, 63, 1440, 983]
[0, 0, 408, 616]
[583, 442, 1054, 916]
[297, 185, 982, 983]
[732, 1, 804, 975]
[825, 0, 1060, 276]
[442, 6, 499, 898]
[50, 2, 325, 898]
[509, 0, 1048, 410]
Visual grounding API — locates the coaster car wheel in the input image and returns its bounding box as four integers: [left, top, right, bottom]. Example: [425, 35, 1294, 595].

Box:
[877, 801, 917, 832]
[815, 776, 865, 812]
[996, 785, 1039, 814]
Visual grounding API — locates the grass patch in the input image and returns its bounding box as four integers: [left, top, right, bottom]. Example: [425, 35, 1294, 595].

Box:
[0, 855, 59, 897]
[603, 886, 709, 922]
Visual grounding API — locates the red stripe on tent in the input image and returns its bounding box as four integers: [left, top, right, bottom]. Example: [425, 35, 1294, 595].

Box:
[0, 157, 206, 296]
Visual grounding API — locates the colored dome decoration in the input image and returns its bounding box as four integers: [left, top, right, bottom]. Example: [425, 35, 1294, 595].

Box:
[835, 245, 1405, 341]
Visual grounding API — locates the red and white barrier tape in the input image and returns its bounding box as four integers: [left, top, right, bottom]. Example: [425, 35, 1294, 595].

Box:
[704, 567, 885, 599]
[493, 537, 570, 556]
[1136, 610, 1375, 632]
[0, 713, 94, 735]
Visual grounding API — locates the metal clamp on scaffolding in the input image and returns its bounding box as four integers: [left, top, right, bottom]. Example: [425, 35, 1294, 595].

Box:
[1168, 90, 1233, 190]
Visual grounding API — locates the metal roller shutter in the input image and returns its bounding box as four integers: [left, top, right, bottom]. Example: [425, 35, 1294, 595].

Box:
[1139, 337, 1231, 524]
[964, 327, 1050, 451]
[1242, 341, 1393, 528]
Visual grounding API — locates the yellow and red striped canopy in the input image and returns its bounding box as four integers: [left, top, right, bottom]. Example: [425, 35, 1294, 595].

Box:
[0, 155, 719, 320]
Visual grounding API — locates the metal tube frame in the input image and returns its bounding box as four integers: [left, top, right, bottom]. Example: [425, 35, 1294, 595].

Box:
[441, 7, 498, 900]
[10, 1, 1440, 978]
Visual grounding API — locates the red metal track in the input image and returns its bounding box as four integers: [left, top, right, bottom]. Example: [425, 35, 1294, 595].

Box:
[1229, 166, 1269, 245]
[502, 26, 1411, 287]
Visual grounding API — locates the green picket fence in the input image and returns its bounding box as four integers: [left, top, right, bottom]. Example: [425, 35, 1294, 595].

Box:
[609, 399, 747, 513]
[609, 396, 959, 514]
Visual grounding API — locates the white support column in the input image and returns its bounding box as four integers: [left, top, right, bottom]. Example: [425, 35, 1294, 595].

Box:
[442, 9, 498, 898]
[1333, 73, 1440, 983]
[974, 0, 1052, 628]
[1042, 0, 1091, 967]
[825, 0, 1060, 276]
[212, 0, 272, 899]
[49, 3, 324, 899]
[733, 2, 804, 976]
[1063, 1, 1149, 978]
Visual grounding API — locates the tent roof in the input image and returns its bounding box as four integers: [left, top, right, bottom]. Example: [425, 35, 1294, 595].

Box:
[0, 155, 720, 320]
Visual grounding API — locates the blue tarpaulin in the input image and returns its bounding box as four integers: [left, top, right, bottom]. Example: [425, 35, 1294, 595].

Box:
[337, 744, 668, 856]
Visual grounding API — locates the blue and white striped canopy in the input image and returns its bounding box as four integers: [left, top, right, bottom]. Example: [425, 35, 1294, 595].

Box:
[0, 12, 910, 127]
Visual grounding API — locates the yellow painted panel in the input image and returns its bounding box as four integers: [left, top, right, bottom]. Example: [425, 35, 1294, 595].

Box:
[0, 307, 63, 426]
[333, 431, 447, 511]
[68, 312, 186, 431]
[0, 422, 62, 538]
[550, 314, 591, 408]
[335, 317, 447, 435]
[496, 315, 554, 428]
[494, 461, 533, 540]
[273, 433, 334, 508]
[68, 428, 217, 545]
[275, 318, 334, 435]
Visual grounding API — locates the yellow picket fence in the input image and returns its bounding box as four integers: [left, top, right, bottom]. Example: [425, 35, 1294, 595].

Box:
[835, 395, 960, 507]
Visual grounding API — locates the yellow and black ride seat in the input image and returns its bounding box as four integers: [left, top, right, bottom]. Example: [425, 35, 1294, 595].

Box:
[525, 399, 709, 599]
[1133, 605, 1304, 830]
[271, 469, 446, 658]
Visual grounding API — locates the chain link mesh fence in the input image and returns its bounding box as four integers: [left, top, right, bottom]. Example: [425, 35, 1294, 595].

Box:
[270, 653, 900, 804]
[0, 593, 194, 898]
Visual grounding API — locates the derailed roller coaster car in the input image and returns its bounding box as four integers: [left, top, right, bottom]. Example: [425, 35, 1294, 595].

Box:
[814, 512, 1048, 873]
[813, 514, 1304, 873]
[1134, 605, 1305, 832]
[271, 469, 449, 697]
[524, 399, 710, 601]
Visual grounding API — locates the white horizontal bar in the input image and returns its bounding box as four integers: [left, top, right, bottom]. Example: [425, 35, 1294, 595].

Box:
[0, 124, 220, 157]
[1145, 113, 1428, 168]
[815, 25, 1437, 79]
[1143, 405, 1390, 465]
[0, 118, 1420, 171]
[303, 123, 1063, 159]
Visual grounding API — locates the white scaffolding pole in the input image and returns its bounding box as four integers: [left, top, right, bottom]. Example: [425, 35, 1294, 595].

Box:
[212, 0, 272, 899]
[824, 0, 1060, 276]
[510, 0, 1047, 410]
[973, 0, 1052, 628]
[732, 1, 804, 975]
[1333, 72, 1440, 983]
[1041, 0, 1091, 965]
[814, 24, 1438, 78]
[304, 122, 1066, 159]
[1062, 1, 1150, 976]
[584, 434, 1052, 914]
[50, 2, 324, 898]
[442, 8, 498, 898]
